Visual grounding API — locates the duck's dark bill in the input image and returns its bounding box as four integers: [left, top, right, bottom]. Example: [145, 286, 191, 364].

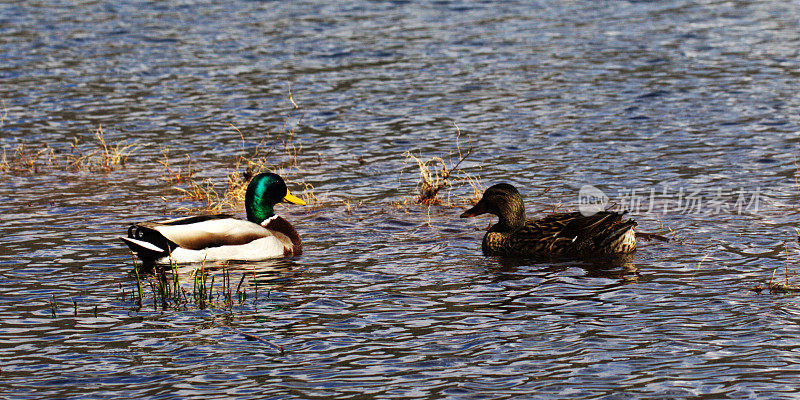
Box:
[460, 202, 486, 218]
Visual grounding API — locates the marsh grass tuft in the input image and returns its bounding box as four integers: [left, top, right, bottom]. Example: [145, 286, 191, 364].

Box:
[1, 143, 58, 173]
[751, 241, 800, 294]
[158, 148, 194, 184]
[68, 125, 139, 172]
[404, 124, 482, 207]
[129, 261, 259, 312]
[133, 256, 144, 308]
[163, 93, 313, 214]
[765, 242, 800, 293]
[165, 127, 288, 214]
[127, 250, 266, 312]
[1, 125, 138, 174]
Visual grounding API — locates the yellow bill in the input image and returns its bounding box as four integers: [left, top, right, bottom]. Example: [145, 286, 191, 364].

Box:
[282, 189, 307, 205]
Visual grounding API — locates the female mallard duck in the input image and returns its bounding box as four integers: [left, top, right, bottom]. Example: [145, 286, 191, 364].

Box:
[121, 172, 306, 264]
[461, 183, 636, 258]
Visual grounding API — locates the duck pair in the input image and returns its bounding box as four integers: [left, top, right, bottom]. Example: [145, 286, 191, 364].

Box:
[121, 175, 638, 264]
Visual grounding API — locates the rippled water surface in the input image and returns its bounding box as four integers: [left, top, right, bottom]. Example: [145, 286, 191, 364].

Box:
[3, 1, 800, 398]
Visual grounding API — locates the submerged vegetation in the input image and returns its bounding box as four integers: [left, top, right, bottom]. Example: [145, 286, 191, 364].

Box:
[128, 257, 249, 312]
[124, 259, 285, 352]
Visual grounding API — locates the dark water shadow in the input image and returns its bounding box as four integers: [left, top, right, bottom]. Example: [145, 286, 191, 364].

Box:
[486, 252, 639, 283]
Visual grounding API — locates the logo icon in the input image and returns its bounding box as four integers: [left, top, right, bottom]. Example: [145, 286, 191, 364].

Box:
[578, 185, 608, 216]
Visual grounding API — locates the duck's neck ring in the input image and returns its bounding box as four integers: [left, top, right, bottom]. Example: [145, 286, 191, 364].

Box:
[246, 201, 274, 225]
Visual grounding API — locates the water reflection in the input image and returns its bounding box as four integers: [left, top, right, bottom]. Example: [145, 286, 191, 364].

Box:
[486, 253, 639, 283]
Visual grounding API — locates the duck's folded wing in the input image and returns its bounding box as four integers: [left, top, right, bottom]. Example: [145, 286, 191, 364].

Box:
[526, 212, 584, 237]
[560, 211, 622, 237]
[534, 211, 627, 239]
[150, 214, 234, 225]
[137, 217, 271, 250]
[543, 211, 637, 252]
[510, 219, 575, 254]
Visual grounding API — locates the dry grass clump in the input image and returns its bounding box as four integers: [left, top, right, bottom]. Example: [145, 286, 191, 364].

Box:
[404, 124, 483, 207]
[0, 143, 58, 173]
[164, 139, 262, 214]
[163, 92, 313, 214]
[1, 125, 138, 174]
[68, 125, 138, 172]
[158, 148, 194, 184]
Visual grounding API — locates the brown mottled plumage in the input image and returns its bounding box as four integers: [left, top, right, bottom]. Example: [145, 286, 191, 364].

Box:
[461, 183, 637, 258]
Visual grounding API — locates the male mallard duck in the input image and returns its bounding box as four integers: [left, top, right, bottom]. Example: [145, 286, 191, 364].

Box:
[121, 172, 306, 264]
[460, 183, 636, 258]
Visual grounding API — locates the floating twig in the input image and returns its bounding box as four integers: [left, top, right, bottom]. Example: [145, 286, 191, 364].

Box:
[217, 321, 285, 354]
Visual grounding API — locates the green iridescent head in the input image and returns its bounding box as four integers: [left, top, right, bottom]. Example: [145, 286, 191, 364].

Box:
[245, 172, 306, 224]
